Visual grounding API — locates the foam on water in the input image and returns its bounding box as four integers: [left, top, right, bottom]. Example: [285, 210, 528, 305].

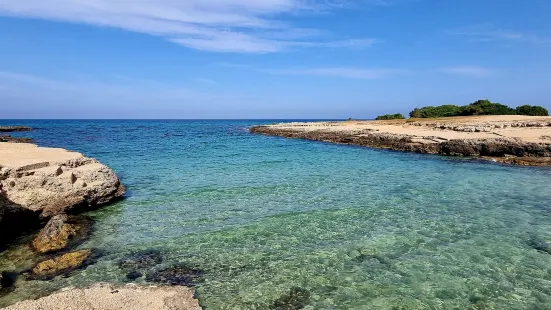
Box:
[1, 120, 551, 309]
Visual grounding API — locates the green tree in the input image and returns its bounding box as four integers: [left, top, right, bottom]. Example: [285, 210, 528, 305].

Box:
[516, 105, 549, 116]
[376, 114, 406, 120]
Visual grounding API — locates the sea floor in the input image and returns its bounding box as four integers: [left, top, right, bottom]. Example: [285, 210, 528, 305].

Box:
[1, 120, 551, 309]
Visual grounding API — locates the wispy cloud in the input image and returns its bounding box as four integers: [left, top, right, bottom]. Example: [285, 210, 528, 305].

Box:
[0, 0, 379, 53]
[262, 67, 407, 79]
[0, 71, 222, 99]
[212, 62, 407, 79]
[451, 25, 551, 44]
[441, 66, 495, 78]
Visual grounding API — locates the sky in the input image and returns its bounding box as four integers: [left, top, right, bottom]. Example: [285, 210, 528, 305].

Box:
[0, 0, 550, 119]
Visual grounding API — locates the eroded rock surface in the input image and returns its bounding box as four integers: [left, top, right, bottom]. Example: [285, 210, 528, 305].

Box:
[28, 249, 95, 280]
[3, 283, 200, 310]
[32, 214, 93, 254]
[0, 154, 125, 218]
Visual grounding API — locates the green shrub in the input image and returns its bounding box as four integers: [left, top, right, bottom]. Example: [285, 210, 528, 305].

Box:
[516, 105, 549, 116]
[408, 100, 537, 118]
[460, 100, 516, 116]
[376, 113, 406, 120]
[409, 105, 464, 118]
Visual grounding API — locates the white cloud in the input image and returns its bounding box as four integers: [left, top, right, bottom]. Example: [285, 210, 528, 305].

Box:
[262, 67, 406, 79]
[0, 0, 378, 53]
[441, 66, 495, 78]
[451, 25, 551, 44]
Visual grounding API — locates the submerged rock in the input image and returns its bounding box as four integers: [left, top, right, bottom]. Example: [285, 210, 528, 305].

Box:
[119, 249, 163, 271]
[270, 287, 311, 310]
[528, 236, 551, 254]
[0, 271, 17, 296]
[28, 249, 95, 280]
[32, 214, 92, 254]
[0, 126, 32, 132]
[126, 271, 143, 280]
[146, 264, 204, 287]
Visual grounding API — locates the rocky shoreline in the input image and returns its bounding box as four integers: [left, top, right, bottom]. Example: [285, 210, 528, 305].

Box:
[250, 116, 551, 166]
[0, 127, 32, 133]
[0, 129, 135, 308]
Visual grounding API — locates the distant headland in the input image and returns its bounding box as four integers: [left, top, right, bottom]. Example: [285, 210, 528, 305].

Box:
[251, 100, 551, 167]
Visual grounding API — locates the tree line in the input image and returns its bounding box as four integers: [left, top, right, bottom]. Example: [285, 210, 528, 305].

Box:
[376, 100, 549, 120]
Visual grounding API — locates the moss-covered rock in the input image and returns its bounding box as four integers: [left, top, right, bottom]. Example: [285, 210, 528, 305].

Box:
[28, 249, 94, 280]
[32, 214, 93, 254]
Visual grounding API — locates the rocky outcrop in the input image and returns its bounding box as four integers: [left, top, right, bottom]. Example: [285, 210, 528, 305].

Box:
[2, 283, 200, 310]
[0, 156, 125, 218]
[0, 136, 32, 143]
[250, 126, 551, 166]
[27, 249, 95, 280]
[32, 214, 92, 254]
[0, 126, 32, 133]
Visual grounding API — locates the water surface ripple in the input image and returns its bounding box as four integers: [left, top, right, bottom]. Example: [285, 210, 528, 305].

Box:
[1, 120, 551, 309]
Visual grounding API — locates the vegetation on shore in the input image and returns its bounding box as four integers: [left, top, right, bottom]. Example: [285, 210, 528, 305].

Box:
[375, 113, 406, 120]
[408, 100, 549, 118]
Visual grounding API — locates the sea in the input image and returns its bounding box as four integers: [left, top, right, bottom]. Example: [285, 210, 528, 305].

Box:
[1, 120, 551, 309]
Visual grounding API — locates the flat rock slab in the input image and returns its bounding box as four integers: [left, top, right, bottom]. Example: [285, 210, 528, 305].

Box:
[3, 283, 201, 310]
[0, 143, 125, 217]
[0, 143, 81, 169]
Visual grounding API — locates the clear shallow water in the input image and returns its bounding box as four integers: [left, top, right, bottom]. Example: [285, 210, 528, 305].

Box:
[1, 120, 551, 309]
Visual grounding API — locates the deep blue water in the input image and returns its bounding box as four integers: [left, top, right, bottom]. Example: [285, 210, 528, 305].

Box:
[1, 120, 551, 309]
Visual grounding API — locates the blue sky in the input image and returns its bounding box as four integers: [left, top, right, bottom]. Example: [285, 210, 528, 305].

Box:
[0, 0, 550, 119]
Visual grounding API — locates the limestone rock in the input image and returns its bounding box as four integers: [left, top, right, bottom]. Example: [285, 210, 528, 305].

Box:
[2, 283, 200, 310]
[32, 214, 92, 254]
[0, 156, 125, 218]
[250, 124, 551, 166]
[28, 249, 94, 280]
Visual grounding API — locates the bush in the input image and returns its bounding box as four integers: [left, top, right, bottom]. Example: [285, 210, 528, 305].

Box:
[408, 100, 539, 118]
[516, 105, 549, 116]
[376, 113, 406, 120]
[409, 105, 464, 118]
[461, 100, 516, 116]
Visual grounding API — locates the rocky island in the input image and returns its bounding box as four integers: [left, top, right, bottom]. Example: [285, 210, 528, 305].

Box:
[251, 115, 551, 166]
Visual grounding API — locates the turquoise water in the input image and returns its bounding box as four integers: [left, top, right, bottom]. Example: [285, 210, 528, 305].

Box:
[1, 120, 551, 309]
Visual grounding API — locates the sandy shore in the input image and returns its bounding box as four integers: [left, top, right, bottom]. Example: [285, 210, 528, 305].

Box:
[0, 143, 83, 169]
[251, 115, 551, 166]
[3, 283, 200, 310]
